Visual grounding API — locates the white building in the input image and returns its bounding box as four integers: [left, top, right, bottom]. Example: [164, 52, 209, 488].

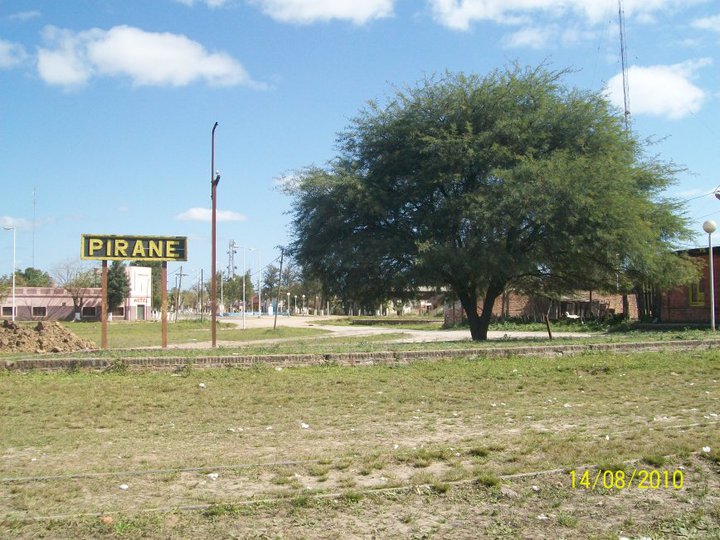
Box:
[114, 266, 152, 321]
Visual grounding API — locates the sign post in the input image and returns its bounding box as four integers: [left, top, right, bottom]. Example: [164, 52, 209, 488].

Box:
[81, 234, 188, 349]
[162, 261, 168, 348]
[101, 260, 108, 349]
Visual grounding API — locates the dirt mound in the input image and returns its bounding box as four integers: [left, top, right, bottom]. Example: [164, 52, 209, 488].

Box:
[0, 320, 95, 354]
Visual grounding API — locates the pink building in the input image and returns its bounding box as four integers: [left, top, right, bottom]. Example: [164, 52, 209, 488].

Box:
[1, 266, 153, 322]
[1, 286, 102, 321]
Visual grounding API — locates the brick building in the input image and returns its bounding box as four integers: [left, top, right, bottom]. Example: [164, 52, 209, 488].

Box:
[661, 246, 719, 324]
[444, 290, 637, 326]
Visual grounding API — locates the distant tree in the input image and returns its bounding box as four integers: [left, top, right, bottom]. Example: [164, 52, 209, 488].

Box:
[53, 260, 97, 319]
[289, 66, 696, 340]
[222, 272, 256, 311]
[107, 261, 131, 313]
[15, 267, 53, 287]
[262, 264, 280, 298]
[0, 275, 10, 302]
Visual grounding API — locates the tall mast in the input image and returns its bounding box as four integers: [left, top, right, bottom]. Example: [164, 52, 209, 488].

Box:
[618, 0, 630, 131]
[32, 187, 36, 268]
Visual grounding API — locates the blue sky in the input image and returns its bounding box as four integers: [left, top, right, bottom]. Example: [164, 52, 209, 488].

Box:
[2, 0, 720, 287]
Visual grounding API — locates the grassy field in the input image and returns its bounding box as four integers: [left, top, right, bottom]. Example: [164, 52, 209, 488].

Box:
[1, 349, 719, 538]
[56, 320, 329, 349]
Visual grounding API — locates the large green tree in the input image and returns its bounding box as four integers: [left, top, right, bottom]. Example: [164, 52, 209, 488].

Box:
[289, 66, 696, 340]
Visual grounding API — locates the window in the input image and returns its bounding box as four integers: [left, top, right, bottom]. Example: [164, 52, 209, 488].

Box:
[689, 279, 705, 307]
[32, 306, 47, 317]
[82, 306, 97, 317]
[2, 306, 13, 317]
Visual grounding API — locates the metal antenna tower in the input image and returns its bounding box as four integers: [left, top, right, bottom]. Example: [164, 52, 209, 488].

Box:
[32, 187, 36, 268]
[618, 0, 630, 131]
[227, 240, 238, 278]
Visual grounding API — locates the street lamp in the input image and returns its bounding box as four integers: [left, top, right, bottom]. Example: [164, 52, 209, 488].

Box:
[256, 249, 262, 316]
[703, 220, 717, 331]
[2, 226, 15, 322]
[210, 121, 220, 348]
[286, 292, 290, 316]
[239, 246, 257, 329]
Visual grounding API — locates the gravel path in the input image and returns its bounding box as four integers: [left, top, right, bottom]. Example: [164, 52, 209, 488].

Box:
[175, 315, 598, 349]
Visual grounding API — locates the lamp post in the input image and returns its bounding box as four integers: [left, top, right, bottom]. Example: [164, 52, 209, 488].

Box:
[242, 246, 247, 329]
[257, 249, 262, 316]
[210, 122, 220, 347]
[302, 294, 305, 316]
[3, 226, 15, 322]
[294, 294, 297, 315]
[286, 292, 290, 316]
[703, 220, 717, 331]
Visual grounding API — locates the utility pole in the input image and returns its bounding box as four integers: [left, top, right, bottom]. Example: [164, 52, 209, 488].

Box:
[257, 249, 262, 316]
[175, 266, 187, 323]
[618, 0, 631, 318]
[199, 268, 204, 322]
[273, 247, 284, 330]
[210, 122, 220, 347]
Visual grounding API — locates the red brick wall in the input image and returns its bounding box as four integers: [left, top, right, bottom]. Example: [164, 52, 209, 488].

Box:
[444, 290, 636, 326]
[662, 250, 720, 323]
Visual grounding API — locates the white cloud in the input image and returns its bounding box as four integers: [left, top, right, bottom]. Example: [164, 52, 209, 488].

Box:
[248, 0, 394, 24]
[1, 216, 32, 230]
[176, 208, 248, 222]
[692, 14, 720, 32]
[605, 59, 711, 120]
[273, 172, 302, 192]
[6, 10, 42, 22]
[0, 39, 28, 69]
[37, 27, 94, 86]
[503, 26, 551, 49]
[428, 0, 702, 31]
[174, 0, 231, 7]
[36, 25, 261, 89]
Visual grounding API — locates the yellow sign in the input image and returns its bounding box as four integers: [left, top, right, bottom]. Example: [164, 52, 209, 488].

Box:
[81, 235, 188, 261]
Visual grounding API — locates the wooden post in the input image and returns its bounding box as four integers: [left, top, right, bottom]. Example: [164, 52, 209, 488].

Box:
[544, 314, 553, 340]
[101, 260, 108, 349]
[161, 261, 168, 348]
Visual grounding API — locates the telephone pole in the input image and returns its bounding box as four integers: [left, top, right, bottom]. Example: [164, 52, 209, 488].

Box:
[210, 122, 220, 347]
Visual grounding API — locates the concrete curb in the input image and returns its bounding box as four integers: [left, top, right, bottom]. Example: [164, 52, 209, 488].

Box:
[2, 339, 720, 372]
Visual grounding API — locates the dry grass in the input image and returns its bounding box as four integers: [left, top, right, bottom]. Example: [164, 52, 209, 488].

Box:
[1, 350, 719, 538]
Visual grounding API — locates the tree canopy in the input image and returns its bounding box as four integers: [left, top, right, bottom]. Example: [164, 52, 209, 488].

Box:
[15, 267, 54, 287]
[53, 260, 98, 315]
[289, 66, 697, 340]
[107, 261, 130, 313]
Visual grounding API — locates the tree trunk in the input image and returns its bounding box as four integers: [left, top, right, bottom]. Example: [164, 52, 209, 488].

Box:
[457, 290, 482, 340]
[457, 282, 505, 341]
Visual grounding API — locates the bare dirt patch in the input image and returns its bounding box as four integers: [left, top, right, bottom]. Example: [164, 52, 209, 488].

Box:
[0, 321, 95, 354]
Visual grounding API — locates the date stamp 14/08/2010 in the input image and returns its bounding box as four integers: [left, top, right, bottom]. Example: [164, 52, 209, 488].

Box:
[569, 469, 684, 490]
